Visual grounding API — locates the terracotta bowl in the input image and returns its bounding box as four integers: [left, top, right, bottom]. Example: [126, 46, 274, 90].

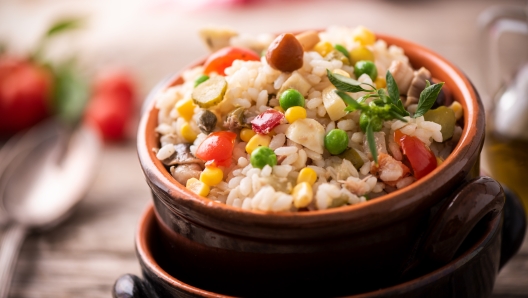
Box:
[111, 185, 526, 297]
[137, 33, 496, 295]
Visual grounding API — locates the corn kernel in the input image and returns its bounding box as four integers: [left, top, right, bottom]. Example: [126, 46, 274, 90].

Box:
[186, 178, 210, 197]
[297, 167, 318, 185]
[375, 77, 386, 89]
[285, 106, 307, 124]
[353, 26, 376, 46]
[436, 157, 444, 166]
[350, 46, 374, 65]
[246, 134, 272, 154]
[292, 182, 313, 208]
[333, 69, 351, 78]
[175, 98, 196, 121]
[200, 166, 224, 186]
[273, 106, 285, 113]
[240, 128, 256, 143]
[314, 41, 333, 57]
[180, 122, 197, 142]
[448, 101, 463, 120]
[338, 55, 351, 66]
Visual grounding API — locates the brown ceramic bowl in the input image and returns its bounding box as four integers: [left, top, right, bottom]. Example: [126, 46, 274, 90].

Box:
[137, 32, 492, 295]
[111, 183, 526, 297]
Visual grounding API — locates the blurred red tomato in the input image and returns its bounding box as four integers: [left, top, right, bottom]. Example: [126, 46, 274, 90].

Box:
[92, 69, 135, 104]
[85, 92, 132, 142]
[84, 69, 135, 142]
[0, 56, 53, 136]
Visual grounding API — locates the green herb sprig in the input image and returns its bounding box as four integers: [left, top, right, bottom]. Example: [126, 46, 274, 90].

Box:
[327, 69, 444, 164]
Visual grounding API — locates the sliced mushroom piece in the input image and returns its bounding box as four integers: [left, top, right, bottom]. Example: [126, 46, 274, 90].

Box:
[162, 143, 204, 166]
[199, 27, 239, 52]
[388, 60, 414, 95]
[223, 107, 251, 131]
[405, 67, 432, 107]
[266, 33, 304, 72]
[170, 163, 204, 185]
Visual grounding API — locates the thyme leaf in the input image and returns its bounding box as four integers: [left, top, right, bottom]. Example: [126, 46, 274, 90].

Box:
[327, 70, 372, 93]
[414, 81, 444, 118]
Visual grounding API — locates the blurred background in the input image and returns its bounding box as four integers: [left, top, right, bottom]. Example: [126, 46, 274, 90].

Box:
[0, 0, 527, 297]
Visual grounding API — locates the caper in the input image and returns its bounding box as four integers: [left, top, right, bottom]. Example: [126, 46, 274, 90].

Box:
[197, 109, 217, 134]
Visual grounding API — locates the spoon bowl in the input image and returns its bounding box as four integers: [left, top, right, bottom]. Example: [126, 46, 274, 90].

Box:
[0, 120, 102, 297]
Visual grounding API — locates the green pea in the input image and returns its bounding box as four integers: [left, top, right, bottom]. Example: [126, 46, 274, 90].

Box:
[324, 129, 349, 155]
[250, 146, 277, 169]
[194, 75, 210, 87]
[279, 89, 305, 110]
[359, 114, 383, 132]
[334, 44, 350, 58]
[354, 60, 378, 80]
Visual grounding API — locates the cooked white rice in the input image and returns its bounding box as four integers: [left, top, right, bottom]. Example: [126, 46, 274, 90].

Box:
[153, 25, 462, 212]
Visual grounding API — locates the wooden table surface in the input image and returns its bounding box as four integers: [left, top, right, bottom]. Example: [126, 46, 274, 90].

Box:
[1, 0, 527, 297]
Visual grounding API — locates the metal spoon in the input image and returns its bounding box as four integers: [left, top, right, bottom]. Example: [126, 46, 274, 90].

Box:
[0, 120, 102, 298]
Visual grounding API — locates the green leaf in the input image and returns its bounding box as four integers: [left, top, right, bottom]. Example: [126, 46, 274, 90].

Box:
[344, 106, 359, 112]
[377, 88, 391, 104]
[52, 64, 89, 125]
[414, 81, 444, 118]
[46, 18, 83, 37]
[372, 99, 385, 106]
[396, 100, 409, 116]
[32, 18, 84, 61]
[366, 120, 378, 164]
[385, 70, 409, 116]
[389, 110, 409, 122]
[335, 90, 363, 110]
[390, 100, 408, 117]
[357, 94, 376, 104]
[334, 44, 349, 58]
[386, 70, 399, 104]
[327, 69, 372, 93]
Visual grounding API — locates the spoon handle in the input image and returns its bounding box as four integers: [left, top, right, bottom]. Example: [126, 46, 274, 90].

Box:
[0, 224, 27, 298]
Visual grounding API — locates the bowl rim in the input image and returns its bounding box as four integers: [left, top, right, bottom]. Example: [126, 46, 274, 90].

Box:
[136, 202, 500, 297]
[137, 31, 484, 231]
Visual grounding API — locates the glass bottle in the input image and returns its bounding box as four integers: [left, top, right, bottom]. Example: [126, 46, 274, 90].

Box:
[479, 4, 528, 214]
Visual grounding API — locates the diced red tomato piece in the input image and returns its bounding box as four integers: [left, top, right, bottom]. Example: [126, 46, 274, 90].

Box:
[250, 109, 285, 135]
[203, 46, 260, 76]
[195, 131, 237, 167]
[399, 134, 437, 180]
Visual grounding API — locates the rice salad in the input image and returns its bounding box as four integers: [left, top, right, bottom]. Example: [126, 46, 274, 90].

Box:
[153, 25, 463, 212]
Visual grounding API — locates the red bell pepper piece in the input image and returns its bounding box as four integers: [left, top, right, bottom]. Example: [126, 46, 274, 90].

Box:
[251, 109, 285, 135]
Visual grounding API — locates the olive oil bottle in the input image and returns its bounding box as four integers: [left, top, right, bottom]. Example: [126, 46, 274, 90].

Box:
[484, 132, 528, 214]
